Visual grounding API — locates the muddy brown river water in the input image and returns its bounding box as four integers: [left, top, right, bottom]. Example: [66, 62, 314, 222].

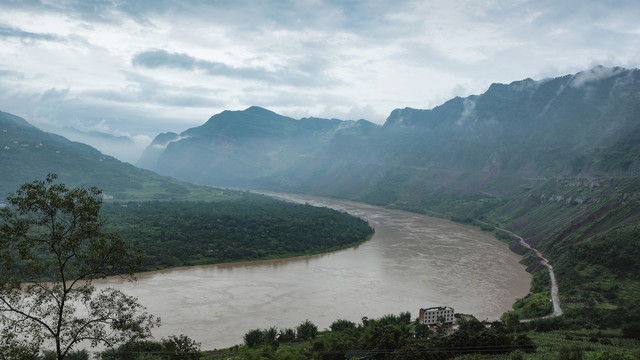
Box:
[97, 193, 530, 350]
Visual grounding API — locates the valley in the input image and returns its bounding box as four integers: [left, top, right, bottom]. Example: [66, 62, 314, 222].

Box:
[95, 193, 530, 350]
[1, 66, 639, 359]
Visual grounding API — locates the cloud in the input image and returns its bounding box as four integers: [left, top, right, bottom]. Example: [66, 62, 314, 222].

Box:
[81, 71, 225, 109]
[456, 98, 476, 126]
[0, 25, 60, 42]
[0, 69, 24, 79]
[132, 49, 336, 87]
[132, 50, 197, 70]
[40, 88, 69, 102]
[132, 49, 269, 80]
[571, 66, 626, 88]
[0, 0, 161, 25]
[0, 85, 203, 136]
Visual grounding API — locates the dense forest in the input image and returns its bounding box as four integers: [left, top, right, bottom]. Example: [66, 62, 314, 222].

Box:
[101, 193, 374, 271]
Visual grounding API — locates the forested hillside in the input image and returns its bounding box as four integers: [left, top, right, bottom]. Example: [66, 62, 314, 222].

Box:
[0, 111, 222, 201]
[102, 194, 373, 270]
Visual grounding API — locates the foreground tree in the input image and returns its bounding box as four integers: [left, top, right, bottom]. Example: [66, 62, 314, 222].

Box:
[0, 174, 159, 360]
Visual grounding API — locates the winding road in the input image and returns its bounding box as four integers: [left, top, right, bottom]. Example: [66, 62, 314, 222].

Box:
[495, 227, 563, 316]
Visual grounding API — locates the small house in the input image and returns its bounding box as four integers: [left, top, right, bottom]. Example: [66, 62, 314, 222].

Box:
[418, 306, 455, 325]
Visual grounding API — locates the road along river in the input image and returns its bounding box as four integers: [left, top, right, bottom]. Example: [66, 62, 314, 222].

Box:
[96, 193, 531, 350]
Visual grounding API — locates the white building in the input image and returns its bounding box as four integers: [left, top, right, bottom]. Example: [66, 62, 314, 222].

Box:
[418, 306, 455, 325]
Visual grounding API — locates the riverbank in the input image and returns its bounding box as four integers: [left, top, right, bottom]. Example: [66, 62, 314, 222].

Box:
[494, 226, 562, 317]
[95, 233, 374, 281]
[94, 194, 530, 350]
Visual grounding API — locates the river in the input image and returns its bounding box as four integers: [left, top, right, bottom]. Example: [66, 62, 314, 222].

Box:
[96, 193, 531, 350]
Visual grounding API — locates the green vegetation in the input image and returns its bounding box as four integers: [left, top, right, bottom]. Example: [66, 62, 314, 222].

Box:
[101, 193, 374, 271]
[502, 270, 553, 321]
[0, 110, 233, 202]
[1, 176, 374, 359]
[0, 175, 159, 360]
[223, 317, 640, 359]
[100, 335, 201, 360]
[553, 224, 640, 324]
[114, 313, 542, 360]
[59, 315, 640, 359]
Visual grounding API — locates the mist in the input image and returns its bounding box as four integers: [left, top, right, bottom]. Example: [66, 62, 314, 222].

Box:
[40, 126, 152, 164]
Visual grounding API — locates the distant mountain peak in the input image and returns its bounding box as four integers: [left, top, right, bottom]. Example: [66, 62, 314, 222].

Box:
[244, 105, 276, 114]
[383, 67, 640, 129]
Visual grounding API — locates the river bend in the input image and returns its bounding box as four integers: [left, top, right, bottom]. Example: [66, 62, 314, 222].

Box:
[97, 193, 531, 350]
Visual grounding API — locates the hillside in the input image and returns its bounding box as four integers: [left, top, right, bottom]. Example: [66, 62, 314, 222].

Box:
[137, 106, 378, 188]
[0, 111, 223, 201]
[141, 67, 640, 196]
[139, 66, 640, 323]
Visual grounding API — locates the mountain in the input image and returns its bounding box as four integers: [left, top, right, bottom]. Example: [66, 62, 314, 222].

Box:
[0, 111, 215, 201]
[140, 67, 640, 196]
[137, 106, 378, 187]
[139, 67, 640, 321]
[380, 66, 640, 178]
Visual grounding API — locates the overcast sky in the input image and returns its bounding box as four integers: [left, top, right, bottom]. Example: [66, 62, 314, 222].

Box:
[1, 0, 640, 144]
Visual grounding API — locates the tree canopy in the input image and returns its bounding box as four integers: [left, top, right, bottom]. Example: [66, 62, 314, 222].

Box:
[101, 195, 374, 270]
[0, 174, 159, 360]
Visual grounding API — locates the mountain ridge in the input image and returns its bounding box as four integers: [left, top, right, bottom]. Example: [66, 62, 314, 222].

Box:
[140, 67, 640, 190]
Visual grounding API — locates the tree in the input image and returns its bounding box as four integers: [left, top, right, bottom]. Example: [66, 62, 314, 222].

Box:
[263, 327, 279, 349]
[277, 328, 296, 343]
[0, 174, 159, 360]
[296, 320, 318, 340]
[161, 334, 201, 360]
[330, 319, 357, 333]
[243, 329, 264, 348]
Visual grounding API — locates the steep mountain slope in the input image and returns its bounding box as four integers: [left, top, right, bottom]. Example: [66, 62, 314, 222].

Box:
[380, 66, 640, 178]
[138, 106, 378, 187]
[0, 111, 213, 201]
[141, 67, 640, 200]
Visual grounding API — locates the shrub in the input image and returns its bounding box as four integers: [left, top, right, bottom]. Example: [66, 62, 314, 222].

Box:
[278, 328, 296, 343]
[243, 328, 265, 348]
[330, 319, 357, 333]
[263, 327, 279, 348]
[42, 349, 90, 360]
[99, 340, 162, 360]
[296, 319, 318, 340]
[161, 334, 201, 360]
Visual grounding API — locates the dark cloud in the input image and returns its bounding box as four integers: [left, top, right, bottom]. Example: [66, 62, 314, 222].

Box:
[0, 25, 60, 42]
[132, 49, 270, 80]
[132, 49, 337, 87]
[132, 50, 198, 70]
